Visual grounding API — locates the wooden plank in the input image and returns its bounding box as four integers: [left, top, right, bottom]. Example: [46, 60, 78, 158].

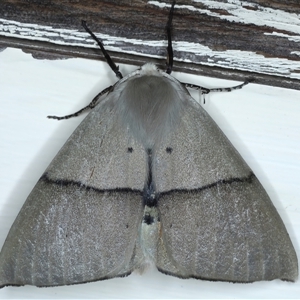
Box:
[0, 0, 300, 90]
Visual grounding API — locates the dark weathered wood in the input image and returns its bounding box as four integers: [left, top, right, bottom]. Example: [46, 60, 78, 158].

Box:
[0, 0, 300, 90]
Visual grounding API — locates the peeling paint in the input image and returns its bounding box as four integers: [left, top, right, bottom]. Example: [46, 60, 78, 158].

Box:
[264, 32, 300, 43]
[291, 51, 300, 57]
[1, 15, 300, 79]
[149, 1, 300, 35]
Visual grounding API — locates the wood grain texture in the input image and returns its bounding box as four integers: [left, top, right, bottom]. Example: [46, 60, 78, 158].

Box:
[0, 0, 300, 90]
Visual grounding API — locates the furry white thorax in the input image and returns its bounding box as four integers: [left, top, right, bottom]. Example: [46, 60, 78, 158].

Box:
[114, 63, 187, 148]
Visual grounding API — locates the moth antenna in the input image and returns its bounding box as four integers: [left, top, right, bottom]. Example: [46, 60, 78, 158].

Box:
[165, 1, 176, 74]
[82, 20, 123, 80]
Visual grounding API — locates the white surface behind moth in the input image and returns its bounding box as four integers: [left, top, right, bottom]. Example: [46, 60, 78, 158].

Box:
[0, 48, 299, 298]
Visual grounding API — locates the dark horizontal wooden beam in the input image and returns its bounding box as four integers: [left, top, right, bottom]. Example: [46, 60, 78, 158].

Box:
[1, 0, 300, 90]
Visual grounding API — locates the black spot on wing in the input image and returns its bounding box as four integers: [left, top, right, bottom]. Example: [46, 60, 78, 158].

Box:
[166, 147, 173, 154]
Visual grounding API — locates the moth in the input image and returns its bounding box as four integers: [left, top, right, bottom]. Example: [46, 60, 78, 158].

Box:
[0, 1, 297, 287]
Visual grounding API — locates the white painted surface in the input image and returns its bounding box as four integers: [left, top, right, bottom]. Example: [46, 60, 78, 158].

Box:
[0, 47, 299, 299]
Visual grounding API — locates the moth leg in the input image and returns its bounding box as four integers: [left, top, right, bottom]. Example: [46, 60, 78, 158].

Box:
[48, 85, 113, 120]
[183, 78, 254, 95]
[81, 20, 123, 80]
[165, 1, 176, 75]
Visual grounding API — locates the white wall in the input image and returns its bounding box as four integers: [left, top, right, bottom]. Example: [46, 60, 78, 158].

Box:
[0, 47, 299, 298]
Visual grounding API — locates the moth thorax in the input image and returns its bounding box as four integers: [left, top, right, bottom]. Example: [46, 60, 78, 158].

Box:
[119, 74, 184, 147]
